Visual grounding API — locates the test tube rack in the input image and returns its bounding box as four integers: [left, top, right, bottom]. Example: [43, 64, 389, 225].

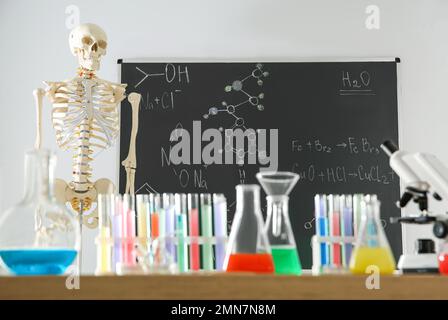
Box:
[95, 193, 228, 275]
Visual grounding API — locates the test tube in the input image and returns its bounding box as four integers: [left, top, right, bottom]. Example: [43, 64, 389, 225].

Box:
[151, 194, 161, 239]
[96, 194, 112, 274]
[213, 194, 227, 271]
[340, 194, 353, 267]
[136, 194, 150, 251]
[200, 194, 213, 271]
[113, 194, 123, 266]
[163, 193, 176, 260]
[145, 194, 152, 240]
[353, 194, 363, 237]
[188, 193, 200, 271]
[175, 193, 188, 273]
[314, 194, 329, 267]
[328, 195, 341, 267]
[157, 194, 166, 240]
[122, 194, 136, 266]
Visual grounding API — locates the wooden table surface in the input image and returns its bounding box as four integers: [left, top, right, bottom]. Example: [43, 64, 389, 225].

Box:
[1, 273, 448, 300]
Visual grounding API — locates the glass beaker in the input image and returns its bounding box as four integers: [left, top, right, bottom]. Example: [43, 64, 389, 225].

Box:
[224, 185, 274, 273]
[349, 196, 395, 274]
[0, 149, 80, 275]
[256, 171, 302, 275]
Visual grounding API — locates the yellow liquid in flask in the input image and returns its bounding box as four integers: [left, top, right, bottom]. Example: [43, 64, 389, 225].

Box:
[349, 247, 395, 275]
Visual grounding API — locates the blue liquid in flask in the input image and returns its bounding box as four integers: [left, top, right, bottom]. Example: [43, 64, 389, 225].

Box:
[0, 248, 77, 275]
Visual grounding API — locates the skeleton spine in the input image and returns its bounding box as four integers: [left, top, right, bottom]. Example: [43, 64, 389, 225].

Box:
[71, 118, 92, 192]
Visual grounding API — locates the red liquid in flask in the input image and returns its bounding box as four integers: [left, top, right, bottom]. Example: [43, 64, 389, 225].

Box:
[226, 253, 275, 273]
[438, 254, 448, 274]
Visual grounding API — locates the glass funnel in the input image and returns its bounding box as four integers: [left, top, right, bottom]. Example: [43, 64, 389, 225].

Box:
[224, 185, 274, 273]
[256, 171, 302, 275]
[0, 149, 80, 275]
[349, 196, 395, 274]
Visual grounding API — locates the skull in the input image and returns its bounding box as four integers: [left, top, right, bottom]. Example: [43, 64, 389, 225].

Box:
[69, 23, 108, 71]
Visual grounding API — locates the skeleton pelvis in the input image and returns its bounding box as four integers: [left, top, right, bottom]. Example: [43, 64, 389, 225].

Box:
[54, 178, 115, 229]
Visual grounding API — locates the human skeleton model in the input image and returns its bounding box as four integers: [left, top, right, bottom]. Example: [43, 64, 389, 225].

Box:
[34, 23, 140, 228]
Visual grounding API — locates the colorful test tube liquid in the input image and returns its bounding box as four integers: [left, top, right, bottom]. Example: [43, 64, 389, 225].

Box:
[175, 194, 188, 273]
[341, 195, 353, 266]
[97, 194, 112, 274]
[123, 194, 136, 266]
[164, 193, 176, 260]
[113, 195, 123, 265]
[136, 195, 148, 239]
[188, 194, 200, 271]
[200, 194, 213, 271]
[213, 194, 227, 271]
[151, 194, 161, 239]
[314, 194, 329, 266]
[329, 195, 341, 267]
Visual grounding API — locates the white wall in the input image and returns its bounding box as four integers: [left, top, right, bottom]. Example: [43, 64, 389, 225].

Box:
[1, 0, 447, 273]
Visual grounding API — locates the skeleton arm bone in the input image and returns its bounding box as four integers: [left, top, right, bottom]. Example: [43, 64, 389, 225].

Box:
[33, 88, 45, 150]
[121, 92, 141, 194]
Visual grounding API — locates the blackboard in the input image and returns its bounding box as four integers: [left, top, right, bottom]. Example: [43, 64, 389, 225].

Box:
[119, 60, 401, 268]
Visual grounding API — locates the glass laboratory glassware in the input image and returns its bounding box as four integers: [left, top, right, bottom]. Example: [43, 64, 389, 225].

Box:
[200, 194, 214, 271]
[438, 242, 448, 275]
[224, 185, 274, 273]
[175, 193, 188, 273]
[163, 193, 176, 261]
[257, 171, 302, 275]
[0, 149, 80, 275]
[213, 193, 228, 271]
[95, 194, 113, 275]
[188, 193, 200, 271]
[349, 196, 395, 275]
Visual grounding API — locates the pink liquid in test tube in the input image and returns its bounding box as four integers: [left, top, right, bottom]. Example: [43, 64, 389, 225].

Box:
[188, 194, 200, 271]
[329, 195, 341, 267]
[123, 194, 136, 266]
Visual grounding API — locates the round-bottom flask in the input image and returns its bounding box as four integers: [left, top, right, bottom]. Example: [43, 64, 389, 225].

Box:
[0, 150, 80, 275]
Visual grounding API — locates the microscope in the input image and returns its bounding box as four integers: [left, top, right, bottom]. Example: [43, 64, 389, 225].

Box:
[381, 140, 448, 273]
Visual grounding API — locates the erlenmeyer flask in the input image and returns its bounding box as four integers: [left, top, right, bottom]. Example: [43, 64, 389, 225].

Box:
[349, 196, 395, 274]
[0, 149, 80, 275]
[224, 185, 274, 273]
[256, 171, 302, 275]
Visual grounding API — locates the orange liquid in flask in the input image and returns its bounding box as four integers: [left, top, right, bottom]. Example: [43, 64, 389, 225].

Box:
[226, 253, 275, 273]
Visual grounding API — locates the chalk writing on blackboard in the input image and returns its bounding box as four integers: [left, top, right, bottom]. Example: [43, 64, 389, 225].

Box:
[135, 182, 158, 194]
[135, 64, 190, 88]
[339, 70, 376, 96]
[291, 137, 380, 155]
[202, 63, 268, 129]
[291, 163, 396, 185]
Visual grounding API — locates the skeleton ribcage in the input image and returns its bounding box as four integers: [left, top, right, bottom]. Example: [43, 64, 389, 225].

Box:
[50, 79, 119, 152]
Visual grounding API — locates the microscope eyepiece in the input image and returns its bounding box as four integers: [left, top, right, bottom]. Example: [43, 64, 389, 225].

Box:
[381, 140, 399, 157]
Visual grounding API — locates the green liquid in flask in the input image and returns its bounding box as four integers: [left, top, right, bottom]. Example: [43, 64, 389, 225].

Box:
[271, 245, 302, 275]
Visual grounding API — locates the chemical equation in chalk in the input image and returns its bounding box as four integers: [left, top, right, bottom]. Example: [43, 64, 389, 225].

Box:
[140, 90, 182, 111]
[172, 167, 208, 190]
[291, 163, 396, 185]
[134, 64, 190, 88]
[291, 137, 380, 155]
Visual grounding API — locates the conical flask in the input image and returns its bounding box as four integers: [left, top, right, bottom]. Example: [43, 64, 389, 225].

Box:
[349, 196, 395, 274]
[256, 171, 302, 275]
[224, 185, 274, 273]
[0, 149, 80, 275]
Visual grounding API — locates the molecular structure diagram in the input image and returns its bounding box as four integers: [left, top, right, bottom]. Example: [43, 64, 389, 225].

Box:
[203, 63, 269, 130]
